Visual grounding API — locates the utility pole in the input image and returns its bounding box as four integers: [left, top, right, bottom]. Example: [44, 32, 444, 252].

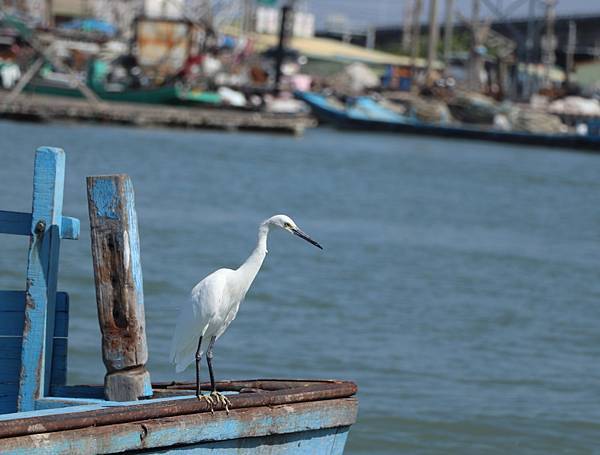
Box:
[443, 0, 454, 64]
[565, 20, 576, 85]
[274, 2, 293, 94]
[523, 0, 535, 98]
[410, 0, 423, 70]
[366, 25, 375, 49]
[541, 0, 556, 86]
[426, 0, 439, 79]
[402, 1, 413, 53]
[203, 0, 214, 31]
[525, 0, 535, 64]
[45, 0, 53, 27]
[242, 0, 254, 34]
[469, 0, 482, 91]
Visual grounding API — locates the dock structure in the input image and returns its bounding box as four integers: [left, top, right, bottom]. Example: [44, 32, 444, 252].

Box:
[0, 94, 316, 135]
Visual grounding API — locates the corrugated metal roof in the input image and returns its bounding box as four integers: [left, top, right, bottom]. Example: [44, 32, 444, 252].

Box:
[237, 30, 441, 69]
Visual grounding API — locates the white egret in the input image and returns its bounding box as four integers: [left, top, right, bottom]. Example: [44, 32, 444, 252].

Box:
[170, 214, 322, 412]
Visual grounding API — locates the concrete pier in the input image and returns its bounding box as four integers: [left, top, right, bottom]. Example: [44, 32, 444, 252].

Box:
[0, 94, 315, 135]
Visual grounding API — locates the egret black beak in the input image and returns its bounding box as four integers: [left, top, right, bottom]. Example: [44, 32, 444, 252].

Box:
[291, 227, 323, 250]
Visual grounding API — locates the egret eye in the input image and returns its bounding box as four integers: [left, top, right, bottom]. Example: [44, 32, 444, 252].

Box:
[284, 222, 292, 229]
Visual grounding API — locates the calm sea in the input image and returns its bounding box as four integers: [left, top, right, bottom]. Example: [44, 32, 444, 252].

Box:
[1, 121, 600, 454]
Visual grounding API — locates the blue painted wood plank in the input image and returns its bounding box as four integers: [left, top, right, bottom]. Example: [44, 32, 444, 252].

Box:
[0, 211, 79, 239]
[6, 428, 349, 455]
[35, 397, 105, 410]
[48, 385, 105, 400]
[1, 398, 357, 454]
[0, 394, 194, 421]
[0, 290, 68, 413]
[0, 291, 68, 337]
[0, 211, 30, 235]
[0, 336, 69, 413]
[0, 403, 111, 421]
[0, 337, 21, 414]
[18, 147, 66, 411]
[60, 216, 79, 240]
[0, 337, 67, 413]
[138, 427, 351, 454]
[49, 338, 67, 388]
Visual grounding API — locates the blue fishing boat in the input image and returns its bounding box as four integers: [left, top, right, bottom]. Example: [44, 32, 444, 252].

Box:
[297, 91, 600, 151]
[0, 147, 358, 453]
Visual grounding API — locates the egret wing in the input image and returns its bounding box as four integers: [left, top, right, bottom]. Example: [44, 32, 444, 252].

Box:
[169, 269, 230, 373]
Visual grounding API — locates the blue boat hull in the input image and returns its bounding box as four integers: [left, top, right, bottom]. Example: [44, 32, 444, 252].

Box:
[0, 380, 358, 454]
[0, 397, 356, 454]
[297, 92, 600, 152]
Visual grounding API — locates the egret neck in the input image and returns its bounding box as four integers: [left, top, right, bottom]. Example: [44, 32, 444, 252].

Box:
[235, 221, 270, 296]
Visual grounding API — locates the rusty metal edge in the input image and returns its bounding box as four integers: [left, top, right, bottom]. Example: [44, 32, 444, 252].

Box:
[0, 379, 358, 439]
[2, 398, 358, 453]
[154, 378, 350, 392]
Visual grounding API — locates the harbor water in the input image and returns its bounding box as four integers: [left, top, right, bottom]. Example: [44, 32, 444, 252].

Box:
[1, 121, 600, 454]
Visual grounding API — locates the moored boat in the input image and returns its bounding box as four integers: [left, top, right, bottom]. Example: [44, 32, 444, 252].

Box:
[297, 91, 600, 151]
[24, 60, 181, 105]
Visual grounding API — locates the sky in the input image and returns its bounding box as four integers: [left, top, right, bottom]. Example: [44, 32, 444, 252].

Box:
[303, 0, 600, 29]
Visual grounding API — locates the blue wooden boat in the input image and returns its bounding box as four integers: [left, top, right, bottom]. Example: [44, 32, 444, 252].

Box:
[0, 147, 358, 453]
[297, 91, 600, 151]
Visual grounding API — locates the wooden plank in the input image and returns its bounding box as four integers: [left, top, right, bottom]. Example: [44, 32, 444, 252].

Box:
[0, 291, 68, 337]
[0, 337, 21, 414]
[49, 338, 67, 389]
[0, 211, 30, 236]
[86, 175, 152, 401]
[48, 385, 105, 400]
[18, 147, 65, 411]
[135, 427, 351, 454]
[0, 338, 68, 414]
[35, 397, 105, 410]
[59, 216, 80, 240]
[0, 292, 68, 413]
[0, 398, 357, 454]
[0, 211, 79, 239]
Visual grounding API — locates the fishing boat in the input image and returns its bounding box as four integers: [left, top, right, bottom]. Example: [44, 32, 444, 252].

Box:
[25, 60, 181, 105]
[297, 91, 600, 151]
[177, 89, 223, 106]
[0, 147, 358, 453]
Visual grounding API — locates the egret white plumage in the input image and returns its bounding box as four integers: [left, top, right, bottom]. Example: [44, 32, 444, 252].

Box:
[170, 214, 322, 412]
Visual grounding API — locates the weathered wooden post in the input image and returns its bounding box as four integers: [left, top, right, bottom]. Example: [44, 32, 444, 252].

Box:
[86, 175, 152, 401]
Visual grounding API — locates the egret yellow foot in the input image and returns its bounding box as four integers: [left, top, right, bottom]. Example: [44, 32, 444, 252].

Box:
[197, 393, 216, 413]
[210, 391, 231, 414]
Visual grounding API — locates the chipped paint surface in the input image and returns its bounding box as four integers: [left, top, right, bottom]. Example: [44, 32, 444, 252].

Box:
[1, 397, 357, 454]
[87, 175, 151, 401]
[1, 148, 78, 414]
[91, 179, 118, 219]
[18, 148, 66, 412]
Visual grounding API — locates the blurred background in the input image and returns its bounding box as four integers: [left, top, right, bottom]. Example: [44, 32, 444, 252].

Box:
[1, 0, 600, 454]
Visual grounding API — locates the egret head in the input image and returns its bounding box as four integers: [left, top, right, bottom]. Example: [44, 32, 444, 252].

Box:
[264, 214, 323, 250]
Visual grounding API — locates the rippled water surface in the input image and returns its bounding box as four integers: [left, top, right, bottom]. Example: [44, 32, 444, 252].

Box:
[1, 120, 600, 454]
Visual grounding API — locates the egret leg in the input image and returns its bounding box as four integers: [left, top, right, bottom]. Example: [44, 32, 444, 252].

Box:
[206, 335, 231, 414]
[195, 335, 203, 399]
[195, 335, 215, 411]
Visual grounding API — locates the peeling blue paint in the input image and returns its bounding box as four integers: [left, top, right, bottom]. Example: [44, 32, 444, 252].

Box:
[91, 179, 118, 219]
